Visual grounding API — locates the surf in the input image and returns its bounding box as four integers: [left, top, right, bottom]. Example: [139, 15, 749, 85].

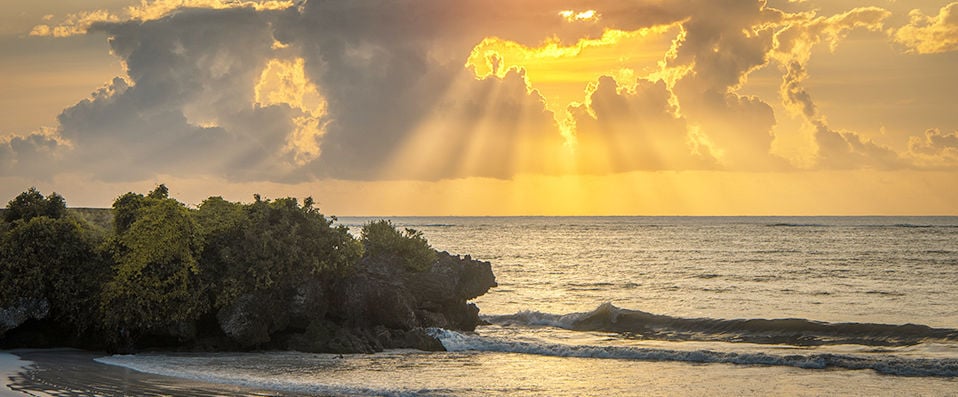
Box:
[484, 303, 958, 347]
[428, 328, 958, 377]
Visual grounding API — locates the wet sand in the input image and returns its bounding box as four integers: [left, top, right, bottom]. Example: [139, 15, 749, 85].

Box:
[2, 349, 302, 396]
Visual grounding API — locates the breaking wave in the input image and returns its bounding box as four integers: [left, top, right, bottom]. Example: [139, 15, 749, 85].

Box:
[484, 303, 958, 347]
[428, 328, 958, 377]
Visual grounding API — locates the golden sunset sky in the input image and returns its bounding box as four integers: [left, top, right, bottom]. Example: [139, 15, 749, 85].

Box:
[1, 0, 957, 215]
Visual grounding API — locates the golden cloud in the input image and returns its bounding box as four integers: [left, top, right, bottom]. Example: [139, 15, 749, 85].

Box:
[893, 2, 958, 54]
[29, 0, 293, 37]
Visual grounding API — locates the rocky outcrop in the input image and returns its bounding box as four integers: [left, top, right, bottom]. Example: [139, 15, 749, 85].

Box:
[0, 250, 496, 354]
[213, 250, 496, 353]
[0, 298, 49, 337]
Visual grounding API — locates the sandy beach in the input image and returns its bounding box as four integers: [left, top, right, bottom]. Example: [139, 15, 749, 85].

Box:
[0, 349, 298, 396]
[0, 352, 31, 397]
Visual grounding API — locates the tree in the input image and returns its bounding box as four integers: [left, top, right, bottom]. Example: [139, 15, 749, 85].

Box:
[101, 190, 205, 336]
[147, 184, 169, 199]
[112, 192, 145, 235]
[194, 196, 250, 307]
[198, 196, 362, 308]
[0, 189, 107, 334]
[4, 187, 66, 224]
[361, 220, 436, 272]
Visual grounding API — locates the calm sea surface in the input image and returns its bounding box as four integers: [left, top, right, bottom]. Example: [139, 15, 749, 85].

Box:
[94, 217, 958, 395]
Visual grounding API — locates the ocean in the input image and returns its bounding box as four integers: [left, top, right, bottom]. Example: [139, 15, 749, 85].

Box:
[46, 217, 958, 395]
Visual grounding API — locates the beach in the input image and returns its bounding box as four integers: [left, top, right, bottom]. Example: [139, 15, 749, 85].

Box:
[0, 352, 30, 397]
[1, 349, 293, 396]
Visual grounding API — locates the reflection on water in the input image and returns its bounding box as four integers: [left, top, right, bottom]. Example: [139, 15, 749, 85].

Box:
[94, 346, 958, 396]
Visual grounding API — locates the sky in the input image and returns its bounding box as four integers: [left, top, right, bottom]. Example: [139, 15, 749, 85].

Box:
[1, 0, 957, 215]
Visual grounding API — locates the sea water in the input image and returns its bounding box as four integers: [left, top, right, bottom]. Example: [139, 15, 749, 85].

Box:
[95, 217, 958, 395]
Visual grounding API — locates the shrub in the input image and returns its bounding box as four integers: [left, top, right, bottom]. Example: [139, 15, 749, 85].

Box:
[197, 195, 362, 308]
[4, 187, 66, 224]
[0, 189, 107, 333]
[100, 188, 205, 335]
[360, 220, 436, 272]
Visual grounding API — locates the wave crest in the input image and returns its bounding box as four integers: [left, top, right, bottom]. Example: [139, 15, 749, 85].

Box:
[428, 328, 958, 377]
[484, 303, 958, 347]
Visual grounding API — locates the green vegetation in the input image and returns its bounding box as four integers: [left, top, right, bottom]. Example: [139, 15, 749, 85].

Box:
[197, 194, 362, 308]
[100, 186, 206, 335]
[0, 188, 107, 333]
[0, 186, 433, 350]
[361, 220, 437, 272]
[3, 187, 66, 223]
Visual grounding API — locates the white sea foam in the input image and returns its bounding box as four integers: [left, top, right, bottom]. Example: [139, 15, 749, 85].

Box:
[427, 328, 958, 377]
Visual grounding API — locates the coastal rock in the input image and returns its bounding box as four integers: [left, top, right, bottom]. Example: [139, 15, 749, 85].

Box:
[288, 283, 330, 330]
[0, 298, 49, 337]
[377, 327, 445, 351]
[403, 252, 496, 331]
[337, 251, 496, 331]
[217, 292, 290, 348]
[306, 250, 495, 352]
[0, 250, 496, 355]
[333, 273, 418, 330]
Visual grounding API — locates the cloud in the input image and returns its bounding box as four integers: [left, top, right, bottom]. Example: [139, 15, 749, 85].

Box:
[31, 7, 311, 182]
[30, 0, 293, 37]
[570, 76, 714, 173]
[5, 0, 957, 188]
[908, 128, 958, 167]
[382, 68, 563, 180]
[811, 119, 903, 169]
[0, 129, 67, 179]
[769, 6, 902, 169]
[644, 1, 788, 170]
[30, 10, 121, 38]
[893, 2, 958, 54]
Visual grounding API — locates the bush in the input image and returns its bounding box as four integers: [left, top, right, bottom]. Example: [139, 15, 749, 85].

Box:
[361, 220, 436, 272]
[0, 189, 107, 334]
[1, 186, 370, 349]
[196, 195, 362, 308]
[4, 187, 66, 224]
[100, 187, 205, 335]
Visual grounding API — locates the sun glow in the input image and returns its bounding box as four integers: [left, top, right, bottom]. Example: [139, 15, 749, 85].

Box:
[558, 9, 599, 22]
[465, 25, 680, 147]
[254, 57, 328, 165]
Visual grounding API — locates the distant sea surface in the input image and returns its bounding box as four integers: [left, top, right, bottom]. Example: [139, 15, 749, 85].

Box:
[65, 217, 958, 395]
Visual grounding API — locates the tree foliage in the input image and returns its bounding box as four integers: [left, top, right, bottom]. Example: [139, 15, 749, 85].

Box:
[4, 187, 67, 223]
[198, 195, 362, 307]
[361, 220, 436, 272]
[0, 186, 442, 351]
[0, 189, 106, 333]
[100, 187, 205, 334]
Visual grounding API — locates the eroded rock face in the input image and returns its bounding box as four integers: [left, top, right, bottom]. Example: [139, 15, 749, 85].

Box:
[217, 292, 290, 348]
[334, 251, 497, 332]
[0, 298, 49, 337]
[214, 250, 496, 353]
[402, 252, 496, 331]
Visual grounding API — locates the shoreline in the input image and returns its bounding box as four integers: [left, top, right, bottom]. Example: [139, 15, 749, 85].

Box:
[0, 349, 298, 396]
[0, 351, 31, 397]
